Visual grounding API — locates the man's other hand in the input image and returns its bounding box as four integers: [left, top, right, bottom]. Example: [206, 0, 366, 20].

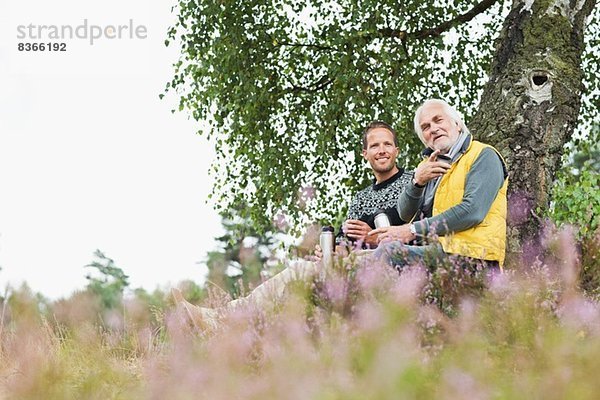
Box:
[311, 243, 350, 262]
[345, 219, 378, 247]
[413, 149, 451, 186]
[310, 244, 323, 262]
[368, 225, 415, 244]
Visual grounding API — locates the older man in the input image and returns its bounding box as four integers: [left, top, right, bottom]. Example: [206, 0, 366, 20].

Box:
[370, 99, 508, 269]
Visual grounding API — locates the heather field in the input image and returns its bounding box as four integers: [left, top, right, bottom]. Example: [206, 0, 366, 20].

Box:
[1, 227, 600, 399]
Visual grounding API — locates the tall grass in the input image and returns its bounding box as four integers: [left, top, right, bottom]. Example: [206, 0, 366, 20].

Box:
[1, 226, 600, 399]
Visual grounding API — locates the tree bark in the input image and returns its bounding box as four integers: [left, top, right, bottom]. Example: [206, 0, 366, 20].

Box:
[470, 0, 596, 265]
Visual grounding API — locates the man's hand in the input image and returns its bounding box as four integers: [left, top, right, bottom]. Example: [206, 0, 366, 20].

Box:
[368, 225, 416, 244]
[345, 219, 378, 247]
[413, 149, 451, 186]
[312, 244, 323, 262]
[311, 243, 350, 262]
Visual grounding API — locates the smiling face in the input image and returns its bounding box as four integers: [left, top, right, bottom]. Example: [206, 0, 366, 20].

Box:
[418, 103, 461, 154]
[362, 127, 399, 182]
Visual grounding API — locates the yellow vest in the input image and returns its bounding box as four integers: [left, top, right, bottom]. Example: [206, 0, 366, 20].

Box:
[425, 140, 508, 266]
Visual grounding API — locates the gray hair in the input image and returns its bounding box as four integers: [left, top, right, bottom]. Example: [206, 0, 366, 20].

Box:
[413, 99, 470, 144]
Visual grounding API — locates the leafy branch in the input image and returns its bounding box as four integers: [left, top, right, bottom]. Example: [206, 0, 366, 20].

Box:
[380, 0, 501, 40]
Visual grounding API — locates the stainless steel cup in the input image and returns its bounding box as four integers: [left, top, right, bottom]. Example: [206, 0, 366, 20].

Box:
[374, 211, 390, 228]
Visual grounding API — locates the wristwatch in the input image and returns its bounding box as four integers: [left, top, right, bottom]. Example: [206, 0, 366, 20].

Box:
[412, 178, 425, 188]
[409, 224, 417, 235]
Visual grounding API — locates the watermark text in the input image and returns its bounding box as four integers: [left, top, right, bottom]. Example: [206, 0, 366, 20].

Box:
[16, 19, 147, 45]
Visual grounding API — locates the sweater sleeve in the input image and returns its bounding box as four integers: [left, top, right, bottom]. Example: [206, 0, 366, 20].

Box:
[397, 178, 425, 223]
[336, 195, 361, 240]
[414, 148, 505, 236]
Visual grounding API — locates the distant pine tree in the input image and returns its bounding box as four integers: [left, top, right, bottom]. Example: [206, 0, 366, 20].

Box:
[85, 250, 129, 309]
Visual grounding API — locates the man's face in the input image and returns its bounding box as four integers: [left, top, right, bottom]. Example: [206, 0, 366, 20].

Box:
[418, 103, 461, 153]
[362, 128, 399, 174]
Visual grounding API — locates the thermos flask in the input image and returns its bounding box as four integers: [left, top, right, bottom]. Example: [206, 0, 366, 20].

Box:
[320, 225, 334, 267]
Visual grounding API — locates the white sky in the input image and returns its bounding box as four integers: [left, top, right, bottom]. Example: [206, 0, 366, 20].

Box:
[0, 0, 223, 299]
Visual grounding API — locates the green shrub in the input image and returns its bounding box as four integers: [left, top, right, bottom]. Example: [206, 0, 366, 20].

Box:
[551, 168, 600, 239]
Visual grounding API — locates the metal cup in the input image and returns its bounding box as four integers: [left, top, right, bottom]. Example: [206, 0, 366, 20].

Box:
[374, 210, 390, 228]
[437, 154, 452, 165]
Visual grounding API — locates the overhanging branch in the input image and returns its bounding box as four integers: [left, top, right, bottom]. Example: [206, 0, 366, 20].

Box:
[274, 39, 335, 52]
[269, 0, 500, 57]
[379, 0, 500, 40]
[284, 74, 334, 94]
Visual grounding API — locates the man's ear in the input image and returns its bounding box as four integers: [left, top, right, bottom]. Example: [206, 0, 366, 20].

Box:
[361, 149, 367, 159]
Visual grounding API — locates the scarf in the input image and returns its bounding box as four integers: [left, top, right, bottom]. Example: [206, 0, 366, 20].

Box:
[421, 131, 470, 216]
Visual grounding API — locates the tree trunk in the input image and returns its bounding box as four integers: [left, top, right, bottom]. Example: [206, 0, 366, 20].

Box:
[470, 0, 596, 265]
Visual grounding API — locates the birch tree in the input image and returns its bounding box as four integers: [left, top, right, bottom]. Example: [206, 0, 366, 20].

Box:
[166, 0, 599, 257]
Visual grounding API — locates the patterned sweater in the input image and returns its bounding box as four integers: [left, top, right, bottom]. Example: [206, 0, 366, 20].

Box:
[338, 168, 413, 242]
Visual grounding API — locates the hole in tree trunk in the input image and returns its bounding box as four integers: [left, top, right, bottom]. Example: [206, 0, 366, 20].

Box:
[528, 71, 552, 103]
[532, 74, 548, 87]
